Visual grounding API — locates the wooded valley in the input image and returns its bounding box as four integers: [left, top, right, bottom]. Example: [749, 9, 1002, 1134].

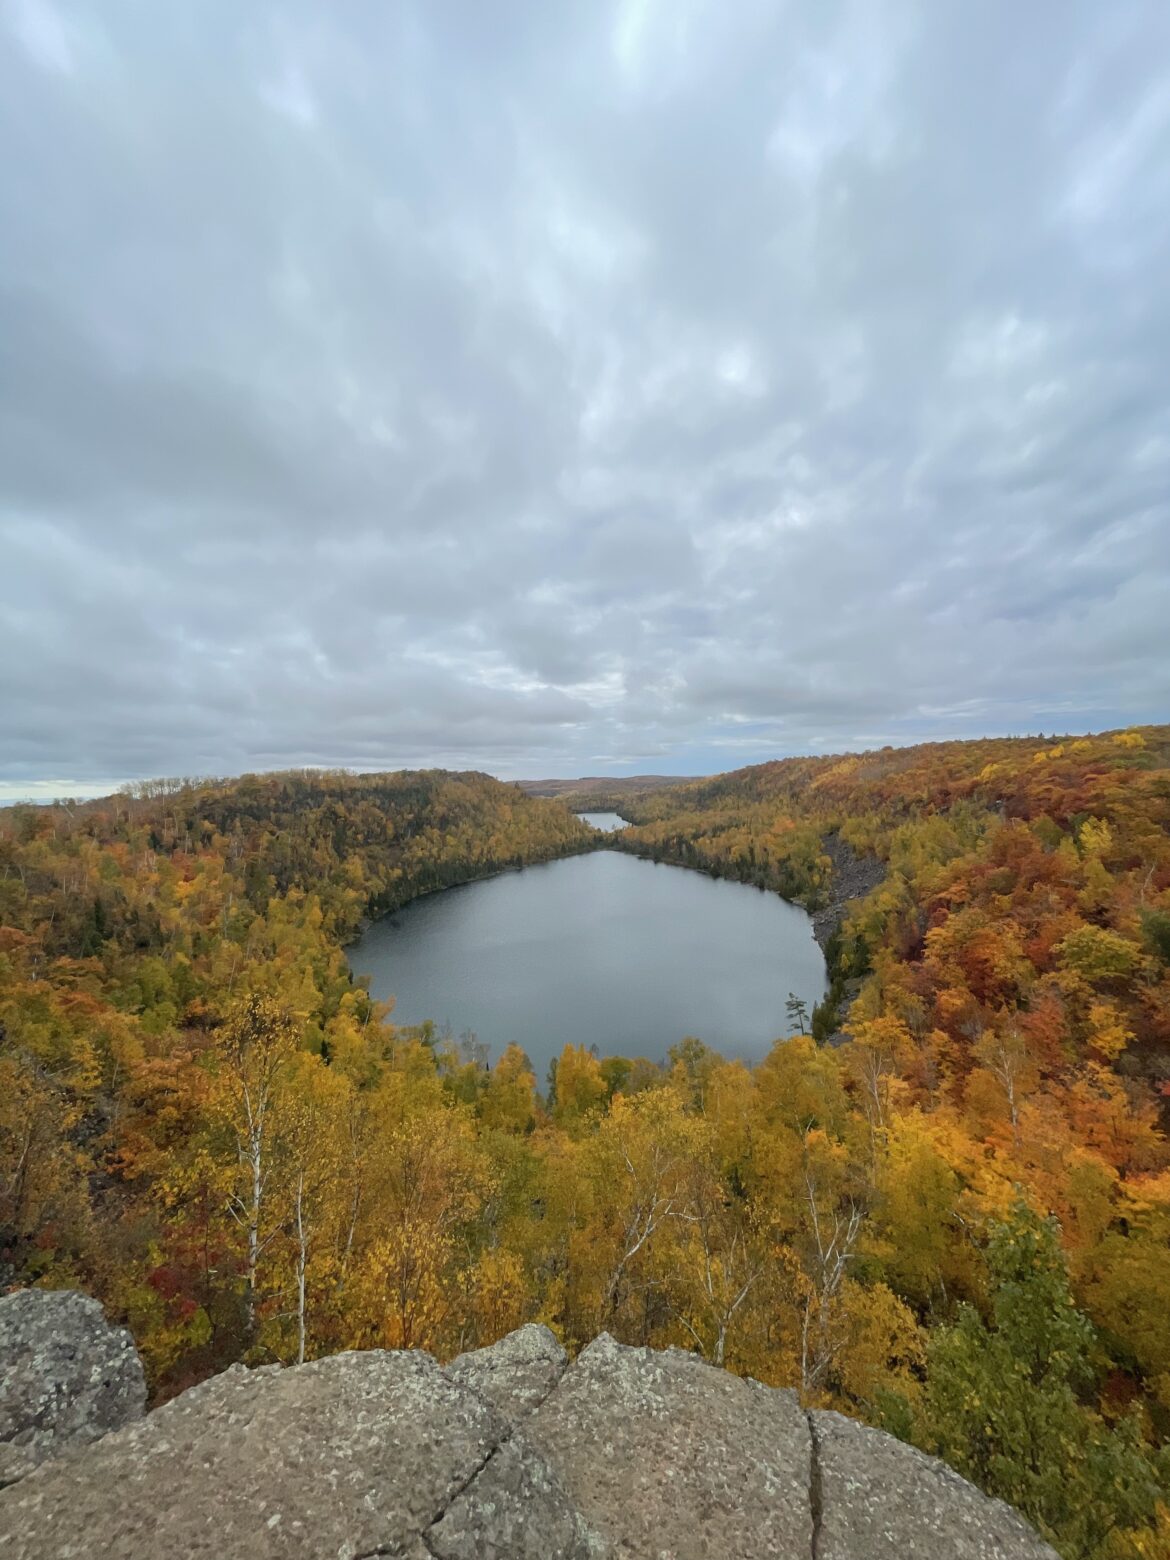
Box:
[2, 732, 1169, 1558]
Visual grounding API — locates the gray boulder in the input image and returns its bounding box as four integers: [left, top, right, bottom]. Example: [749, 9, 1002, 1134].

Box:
[810, 1409, 1058, 1560]
[525, 1332, 815, 1559]
[434, 1325, 607, 1558]
[0, 1294, 1061, 1560]
[0, 1290, 146, 1487]
[0, 1349, 507, 1559]
[447, 1321, 566, 1421]
[429, 1433, 607, 1560]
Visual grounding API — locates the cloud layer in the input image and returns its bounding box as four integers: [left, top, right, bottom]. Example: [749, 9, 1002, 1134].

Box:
[2, 0, 1168, 795]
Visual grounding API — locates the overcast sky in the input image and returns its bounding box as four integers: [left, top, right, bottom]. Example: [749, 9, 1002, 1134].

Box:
[2, 1, 1168, 798]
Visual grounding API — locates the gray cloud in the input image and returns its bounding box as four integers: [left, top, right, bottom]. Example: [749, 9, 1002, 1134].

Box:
[2, 0, 1168, 797]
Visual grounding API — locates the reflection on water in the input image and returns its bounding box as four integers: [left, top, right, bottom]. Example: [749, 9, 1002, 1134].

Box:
[348, 851, 826, 1079]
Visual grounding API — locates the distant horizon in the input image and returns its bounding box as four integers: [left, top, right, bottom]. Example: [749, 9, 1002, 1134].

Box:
[4, 718, 1164, 807]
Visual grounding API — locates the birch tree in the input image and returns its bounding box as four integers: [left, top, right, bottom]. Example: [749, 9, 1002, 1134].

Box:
[208, 994, 298, 1344]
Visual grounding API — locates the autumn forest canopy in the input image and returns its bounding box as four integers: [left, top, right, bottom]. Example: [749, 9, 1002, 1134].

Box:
[3, 729, 1170, 1558]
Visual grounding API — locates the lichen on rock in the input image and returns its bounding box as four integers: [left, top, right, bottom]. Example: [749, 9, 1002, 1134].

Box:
[0, 1290, 146, 1488]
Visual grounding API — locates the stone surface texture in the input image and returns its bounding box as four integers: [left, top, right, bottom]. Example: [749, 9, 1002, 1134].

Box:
[447, 1320, 567, 1421]
[0, 1290, 146, 1488]
[0, 1350, 505, 1559]
[810, 1409, 1059, 1560]
[0, 1291, 1060, 1560]
[526, 1332, 814, 1559]
[429, 1434, 608, 1560]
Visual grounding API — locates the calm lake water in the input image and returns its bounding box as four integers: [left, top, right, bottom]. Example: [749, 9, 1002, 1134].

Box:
[576, 811, 628, 832]
[348, 851, 826, 1080]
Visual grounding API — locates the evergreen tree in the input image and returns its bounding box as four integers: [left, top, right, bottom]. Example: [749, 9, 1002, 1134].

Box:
[918, 1201, 1167, 1559]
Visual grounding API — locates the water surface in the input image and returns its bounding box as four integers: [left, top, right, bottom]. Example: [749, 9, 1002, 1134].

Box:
[576, 811, 628, 832]
[349, 851, 825, 1080]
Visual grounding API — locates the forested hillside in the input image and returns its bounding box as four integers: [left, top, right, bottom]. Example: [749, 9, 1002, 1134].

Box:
[3, 734, 1170, 1557]
[0, 770, 591, 1375]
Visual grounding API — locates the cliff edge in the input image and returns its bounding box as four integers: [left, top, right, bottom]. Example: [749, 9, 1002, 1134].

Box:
[0, 1289, 1057, 1559]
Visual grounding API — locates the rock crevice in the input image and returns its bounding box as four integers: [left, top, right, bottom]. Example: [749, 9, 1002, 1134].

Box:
[807, 1409, 825, 1560]
[424, 1323, 604, 1558]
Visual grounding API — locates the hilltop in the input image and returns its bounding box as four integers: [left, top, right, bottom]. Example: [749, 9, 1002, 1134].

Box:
[517, 774, 694, 801]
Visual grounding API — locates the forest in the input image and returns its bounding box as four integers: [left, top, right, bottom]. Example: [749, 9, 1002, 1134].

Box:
[2, 732, 1170, 1559]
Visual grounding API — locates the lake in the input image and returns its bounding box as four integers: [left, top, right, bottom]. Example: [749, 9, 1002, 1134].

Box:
[576, 811, 628, 832]
[348, 850, 826, 1081]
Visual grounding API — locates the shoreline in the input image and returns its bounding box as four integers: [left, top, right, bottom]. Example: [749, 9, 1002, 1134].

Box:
[343, 835, 884, 1055]
[347, 831, 884, 961]
[343, 841, 601, 946]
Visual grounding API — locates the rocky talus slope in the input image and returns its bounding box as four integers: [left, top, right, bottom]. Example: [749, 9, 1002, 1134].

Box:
[809, 832, 886, 952]
[0, 1289, 1057, 1560]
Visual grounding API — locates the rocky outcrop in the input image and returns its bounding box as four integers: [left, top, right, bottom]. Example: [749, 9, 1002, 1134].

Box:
[0, 1290, 146, 1488]
[434, 1325, 604, 1559]
[810, 832, 886, 951]
[428, 1434, 604, 1560]
[525, 1333, 812, 1559]
[0, 1292, 1058, 1560]
[447, 1321, 567, 1422]
[0, 1349, 521, 1558]
[809, 1409, 1056, 1560]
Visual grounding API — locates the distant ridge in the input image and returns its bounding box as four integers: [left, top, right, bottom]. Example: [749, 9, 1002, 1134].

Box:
[517, 774, 696, 799]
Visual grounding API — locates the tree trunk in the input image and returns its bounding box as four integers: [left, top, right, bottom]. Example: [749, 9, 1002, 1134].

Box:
[245, 1122, 262, 1342]
[295, 1171, 307, 1366]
